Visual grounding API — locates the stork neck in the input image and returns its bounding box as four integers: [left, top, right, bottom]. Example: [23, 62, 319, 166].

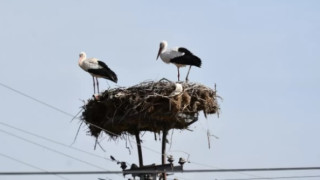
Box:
[162, 44, 167, 53]
[78, 56, 86, 66]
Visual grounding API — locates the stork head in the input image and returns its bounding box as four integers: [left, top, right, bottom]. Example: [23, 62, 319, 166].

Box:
[79, 52, 86, 59]
[156, 40, 168, 60]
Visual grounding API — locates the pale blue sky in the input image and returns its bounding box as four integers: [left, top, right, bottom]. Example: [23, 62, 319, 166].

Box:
[0, 1, 320, 180]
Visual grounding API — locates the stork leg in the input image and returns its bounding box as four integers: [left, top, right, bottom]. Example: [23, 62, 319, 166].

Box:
[177, 67, 180, 81]
[92, 76, 96, 94]
[185, 65, 192, 82]
[96, 77, 100, 93]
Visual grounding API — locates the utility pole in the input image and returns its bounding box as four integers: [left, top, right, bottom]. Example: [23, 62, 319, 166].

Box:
[161, 129, 168, 180]
[135, 131, 143, 167]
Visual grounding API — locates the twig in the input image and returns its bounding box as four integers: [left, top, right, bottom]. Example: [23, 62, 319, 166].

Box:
[71, 121, 84, 145]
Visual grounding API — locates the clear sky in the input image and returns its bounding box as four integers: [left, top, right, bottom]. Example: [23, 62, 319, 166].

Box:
[0, 0, 320, 180]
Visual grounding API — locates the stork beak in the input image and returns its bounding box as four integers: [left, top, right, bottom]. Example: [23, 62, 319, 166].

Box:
[156, 46, 162, 60]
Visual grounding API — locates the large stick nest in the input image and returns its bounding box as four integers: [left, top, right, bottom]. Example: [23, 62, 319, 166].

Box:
[81, 79, 220, 138]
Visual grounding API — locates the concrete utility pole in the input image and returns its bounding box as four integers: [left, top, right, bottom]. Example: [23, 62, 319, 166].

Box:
[161, 129, 168, 180]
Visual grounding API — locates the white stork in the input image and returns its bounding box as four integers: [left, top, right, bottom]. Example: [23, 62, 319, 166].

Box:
[78, 52, 118, 94]
[156, 40, 202, 82]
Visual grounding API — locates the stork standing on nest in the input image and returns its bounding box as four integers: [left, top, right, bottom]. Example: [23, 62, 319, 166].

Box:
[78, 52, 118, 94]
[156, 40, 202, 82]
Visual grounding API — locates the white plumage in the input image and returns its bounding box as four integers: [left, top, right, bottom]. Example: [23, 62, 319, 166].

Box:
[79, 57, 101, 72]
[78, 52, 118, 94]
[170, 83, 183, 96]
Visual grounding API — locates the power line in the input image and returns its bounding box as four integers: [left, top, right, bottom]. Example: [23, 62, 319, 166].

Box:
[0, 128, 107, 170]
[189, 161, 263, 178]
[0, 121, 114, 163]
[0, 82, 75, 118]
[0, 152, 70, 180]
[218, 175, 320, 180]
[182, 167, 320, 173]
[1, 167, 320, 175]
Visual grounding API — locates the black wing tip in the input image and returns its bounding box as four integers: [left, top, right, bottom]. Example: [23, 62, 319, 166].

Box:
[106, 71, 118, 83]
[111, 76, 118, 83]
[109, 70, 118, 83]
[191, 54, 202, 67]
[196, 58, 202, 67]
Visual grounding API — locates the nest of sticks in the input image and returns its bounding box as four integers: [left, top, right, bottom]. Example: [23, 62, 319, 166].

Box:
[81, 79, 220, 138]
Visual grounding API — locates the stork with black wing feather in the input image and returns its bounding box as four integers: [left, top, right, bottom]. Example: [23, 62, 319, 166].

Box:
[156, 40, 202, 82]
[78, 52, 118, 94]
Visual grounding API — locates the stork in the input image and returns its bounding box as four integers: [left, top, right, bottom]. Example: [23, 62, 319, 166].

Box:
[156, 40, 202, 82]
[78, 52, 118, 94]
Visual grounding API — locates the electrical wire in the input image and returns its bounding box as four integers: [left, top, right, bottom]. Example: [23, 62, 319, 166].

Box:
[0, 152, 70, 180]
[218, 175, 320, 180]
[0, 82, 75, 118]
[0, 121, 130, 179]
[1, 167, 320, 175]
[0, 121, 113, 163]
[0, 128, 107, 170]
[189, 161, 263, 178]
